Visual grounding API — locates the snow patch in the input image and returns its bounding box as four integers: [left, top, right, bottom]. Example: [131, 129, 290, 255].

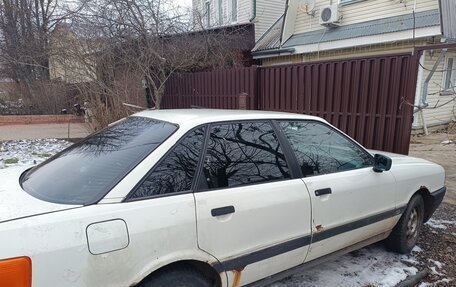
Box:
[428, 259, 444, 269]
[0, 139, 71, 167]
[425, 219, 456, 230]
[272, 245, 419, 287]
[418, 278, 452, 287]
[412, 245, 423, 253]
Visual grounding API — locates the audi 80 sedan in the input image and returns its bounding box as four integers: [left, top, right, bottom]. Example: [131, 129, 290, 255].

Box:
[0, 109, 446, 287]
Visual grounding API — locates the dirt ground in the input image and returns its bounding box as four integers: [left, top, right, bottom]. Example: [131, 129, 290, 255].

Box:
[403, 132, 456, 286]
[409, 132, 456, 205]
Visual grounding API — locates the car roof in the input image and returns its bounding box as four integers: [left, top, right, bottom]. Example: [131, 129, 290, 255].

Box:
[133, 109, 326, 127]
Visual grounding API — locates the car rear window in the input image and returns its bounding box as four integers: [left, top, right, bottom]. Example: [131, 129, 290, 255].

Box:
[20, 116, 178, 205]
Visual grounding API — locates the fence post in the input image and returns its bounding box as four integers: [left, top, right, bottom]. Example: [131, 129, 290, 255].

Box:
[238, 93, 248, 110]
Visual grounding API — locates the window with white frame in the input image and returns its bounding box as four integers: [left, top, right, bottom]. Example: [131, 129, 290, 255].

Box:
[218, 0, 223, 25]
[231, 0, 237, 22]
[205, 1, 211, 27]
[443, 55, 456, 94]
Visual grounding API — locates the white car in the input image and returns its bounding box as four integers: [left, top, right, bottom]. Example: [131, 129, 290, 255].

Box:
[0, 109, 446, 287]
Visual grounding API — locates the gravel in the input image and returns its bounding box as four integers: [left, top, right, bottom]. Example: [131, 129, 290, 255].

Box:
[414, 203, 456, 287]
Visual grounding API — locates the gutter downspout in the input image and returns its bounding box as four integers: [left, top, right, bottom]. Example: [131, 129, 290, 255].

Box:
[419, 48, 447, 135]
[421, 49, 447, 107]
[249, 0, 257, 22]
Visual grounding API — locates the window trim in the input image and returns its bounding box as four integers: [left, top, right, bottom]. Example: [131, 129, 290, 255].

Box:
[274, 119, 374, 178]
[205, 0, 211, 27]
[339, 0, 366, 6]
[124, 125, 208, 202]
[442, 55, 456, 96]
[231, 0, 237, 23]
[195, 119, 296, 193]
[218, 0, 223, 25]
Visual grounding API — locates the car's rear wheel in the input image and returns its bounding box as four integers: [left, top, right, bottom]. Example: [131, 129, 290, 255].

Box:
[139, 267, 212, 287]
[385, 194, 424, 254]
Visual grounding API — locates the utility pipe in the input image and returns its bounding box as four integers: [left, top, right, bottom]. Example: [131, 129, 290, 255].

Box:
[249, 0, 257, 22]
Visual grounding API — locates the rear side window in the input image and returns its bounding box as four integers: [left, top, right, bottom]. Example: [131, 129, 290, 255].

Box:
[129, 127, 206, 199]
[279, 121, 373, 176]
[201, 121, 290, 190]
[21, 117, 178, 205]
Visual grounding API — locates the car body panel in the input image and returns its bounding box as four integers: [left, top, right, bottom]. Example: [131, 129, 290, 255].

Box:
[302, 167, 397, 262]
[0, 166, 80, 223]
[369, 150, 446, 207]
[0, 193, 217, 286]
[195, 179, 312, 286]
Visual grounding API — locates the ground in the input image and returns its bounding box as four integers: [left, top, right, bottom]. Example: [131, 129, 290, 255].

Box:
[0, 123, 90, 141]
[0, 136, 455, 287]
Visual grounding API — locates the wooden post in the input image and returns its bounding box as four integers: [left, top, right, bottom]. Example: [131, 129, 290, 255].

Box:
[239, 93, 248, 110]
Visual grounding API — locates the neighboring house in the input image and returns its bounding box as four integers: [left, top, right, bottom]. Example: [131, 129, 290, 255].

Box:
[192, 0, 286, 41]
[253, 0, 456, 132]
[49, 24, 97, 84]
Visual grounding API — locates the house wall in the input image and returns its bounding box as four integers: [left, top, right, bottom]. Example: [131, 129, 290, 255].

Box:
[49, 26, 97, 84]
[439, 0, 456, 39]
[192, 0, 285, 41]
[293, 0, 439, 35]
[254, 0, 286, 41]
[417, 50, 456, 128]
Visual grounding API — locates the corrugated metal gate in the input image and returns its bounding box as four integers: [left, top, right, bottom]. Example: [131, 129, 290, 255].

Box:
[162, 53, 417, 154]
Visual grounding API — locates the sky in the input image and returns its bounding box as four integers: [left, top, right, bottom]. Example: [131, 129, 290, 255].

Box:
[175, 0, 192, 8]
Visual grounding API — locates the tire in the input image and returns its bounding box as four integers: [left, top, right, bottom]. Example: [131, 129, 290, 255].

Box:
[139, 267, 212, 287]
[385, 194, 424, 254]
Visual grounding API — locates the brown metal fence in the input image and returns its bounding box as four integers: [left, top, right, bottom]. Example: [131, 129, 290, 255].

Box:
[162, 53, 417, 154]
[163, 67, 257, 110]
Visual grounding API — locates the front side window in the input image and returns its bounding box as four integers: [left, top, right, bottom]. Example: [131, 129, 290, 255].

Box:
[279, 121, 373, 176]
[129, 127, 206, 199]
[21, 117, 178, 205]
[201, 121, 290, 190]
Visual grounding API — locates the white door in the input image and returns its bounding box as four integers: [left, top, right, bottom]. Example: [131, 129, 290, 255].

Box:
[277, 120, 397, 261]
[194, 121, 312, 286]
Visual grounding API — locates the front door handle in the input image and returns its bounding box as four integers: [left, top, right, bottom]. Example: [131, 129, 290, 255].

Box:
[315, 188, 332, 196]
[211, 206, 235, 217]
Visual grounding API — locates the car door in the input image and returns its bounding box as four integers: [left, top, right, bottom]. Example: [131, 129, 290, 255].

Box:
[277, 120, 398, 262]
[194, 120, 312, 286]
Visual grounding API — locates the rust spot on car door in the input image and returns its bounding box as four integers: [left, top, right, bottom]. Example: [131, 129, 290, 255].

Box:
[232, 267, 244, 287]
[315, 225, 324, 232]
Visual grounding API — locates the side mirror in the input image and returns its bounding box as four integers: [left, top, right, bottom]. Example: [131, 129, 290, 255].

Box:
[373, 154, 392, 172]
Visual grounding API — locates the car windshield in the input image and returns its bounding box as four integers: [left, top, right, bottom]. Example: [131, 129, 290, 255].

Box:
[21, 116, 178, 205]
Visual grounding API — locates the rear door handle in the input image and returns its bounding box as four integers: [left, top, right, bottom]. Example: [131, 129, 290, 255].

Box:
[211, 206, 235, 217]
[315, 188, 332, 196]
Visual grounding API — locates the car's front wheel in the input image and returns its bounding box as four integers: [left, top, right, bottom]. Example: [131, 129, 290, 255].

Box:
[139, 267, 213, 287]
[386, 194, 424, 254]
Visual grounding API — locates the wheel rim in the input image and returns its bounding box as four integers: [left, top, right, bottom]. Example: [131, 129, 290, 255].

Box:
[406, 208, 420, 243]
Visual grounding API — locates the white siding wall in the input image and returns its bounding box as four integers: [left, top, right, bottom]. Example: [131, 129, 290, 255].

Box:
[254, 0, 287, 41]
[294, 0, 439, 34]
[192, 0, 286, 41]
[238, 0, 252, 23]
[192, 0, 250, 28]
[419, 50, 456, 128]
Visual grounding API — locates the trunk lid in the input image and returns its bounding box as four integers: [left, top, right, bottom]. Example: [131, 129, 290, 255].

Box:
[0, 166, 79, 223]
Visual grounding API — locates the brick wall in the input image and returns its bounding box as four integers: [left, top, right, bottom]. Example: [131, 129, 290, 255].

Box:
[0, 115, 84, 126]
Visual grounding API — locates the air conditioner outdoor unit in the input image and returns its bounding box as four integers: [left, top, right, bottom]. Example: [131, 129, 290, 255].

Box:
[319, 4, 341, 27]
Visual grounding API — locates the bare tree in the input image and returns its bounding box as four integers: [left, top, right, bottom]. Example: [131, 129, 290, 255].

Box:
[74, 0, 250, 110]
[0, 0, 82, 95]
